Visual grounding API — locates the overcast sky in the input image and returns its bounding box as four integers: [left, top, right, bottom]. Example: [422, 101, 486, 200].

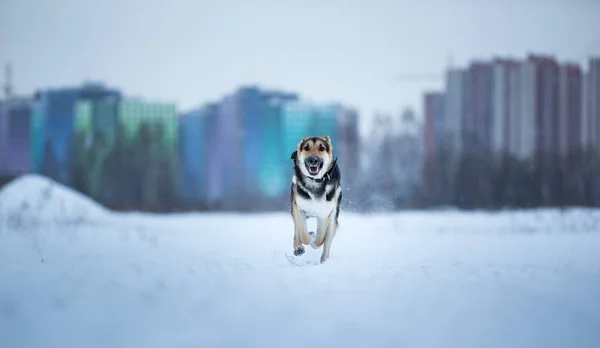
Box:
[1, 0, 599, 134]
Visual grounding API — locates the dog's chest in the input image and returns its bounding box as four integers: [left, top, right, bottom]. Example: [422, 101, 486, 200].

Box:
[296, 194, 335, 218]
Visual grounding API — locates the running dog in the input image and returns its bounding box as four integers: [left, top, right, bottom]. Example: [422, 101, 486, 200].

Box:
[289, 136, 342, 264]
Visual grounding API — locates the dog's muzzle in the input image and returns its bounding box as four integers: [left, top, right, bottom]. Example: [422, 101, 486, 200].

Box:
[305, 156, 323, 175]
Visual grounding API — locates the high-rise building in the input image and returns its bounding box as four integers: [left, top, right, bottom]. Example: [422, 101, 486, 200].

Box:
[584, 58, 600, 151]
[0, 97, 33, 176]
[202, 103, 221, 205]
[117, 98, 178, 209]
[73, 96, 120, 204]
[513, 59, 538, 160]
[33, 83, 121, 185]
[178, 106, 208, 206]
[422, 91, 445, 196]
[237, 86, 264, 200]
[530, 55, 560, 156]
[491, 58, 520, 155]
[394, 107, 422, 206]
[558, 63, 583, 156]
[443, 69, 466, 157]
[464, 62, 493, 151]
[257, 91, 298, 199]
[336, 106, 360, 197]
[0, 101, 5, 171]
[423, 92, 445, 159]
[216, 93, 243, 207]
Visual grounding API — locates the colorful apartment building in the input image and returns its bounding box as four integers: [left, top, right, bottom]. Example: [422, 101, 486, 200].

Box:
[0, 97, 33, 176]
[178, 106, 208, 206]
[73, 96, 120, 205]
[117, 98, 178, 209]
[558, 63, 583, 156]
[32, 83, 121, 185]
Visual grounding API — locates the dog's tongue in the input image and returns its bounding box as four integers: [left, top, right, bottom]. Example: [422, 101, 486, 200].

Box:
[309, 166, 319, 174]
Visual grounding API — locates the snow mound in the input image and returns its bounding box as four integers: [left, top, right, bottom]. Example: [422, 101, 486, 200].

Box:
[0, 174, 110, 228]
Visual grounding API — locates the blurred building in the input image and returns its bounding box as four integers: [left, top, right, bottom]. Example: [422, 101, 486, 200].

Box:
[491, 58, 520, 155]
[511, 59, 537, 160]
[423, 92, 445, 160]
[0, 101, 4, 169]
[178, 106, 209, 207]
[336, 105, 360, 201]
[582, 58, 600, 151]
[216, 93, 243, 209]
[558, 63, 583, 156]
[394, 108, 422, 207]
[422, 91, 445, 196]
[202, 103, 221, 206]
[238, 86, 265, 202]
[73, 96, 120, 205]
[530, 55, 560, 156]
[464, 62, 494, 152]
[258, 92, 298, 200]
[32, 83, 121, 186]
[443, 69, 466, 157]
[117, 98, 178, 209]
[0, 97, 33, 176]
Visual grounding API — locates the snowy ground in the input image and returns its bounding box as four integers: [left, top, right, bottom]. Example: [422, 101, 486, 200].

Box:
[1, 175, 600, 348]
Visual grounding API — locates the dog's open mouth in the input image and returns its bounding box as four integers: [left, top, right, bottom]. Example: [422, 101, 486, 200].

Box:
[306, 162, 323, 175]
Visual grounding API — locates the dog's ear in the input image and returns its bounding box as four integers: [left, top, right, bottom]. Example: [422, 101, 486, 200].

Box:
[319, 136, 331, 144]
[290, 150, 297, 160]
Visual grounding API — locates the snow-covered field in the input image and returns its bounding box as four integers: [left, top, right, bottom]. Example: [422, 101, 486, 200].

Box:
[1, 175, 600, 348]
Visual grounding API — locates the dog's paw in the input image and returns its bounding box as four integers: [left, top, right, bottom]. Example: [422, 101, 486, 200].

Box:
[293, 246, 305, 257]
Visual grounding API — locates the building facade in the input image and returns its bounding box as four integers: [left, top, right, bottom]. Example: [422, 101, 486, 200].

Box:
[238, 86, 266, 201]
[423, 92, 445, 160]
[464, 62, 493, 152]
[0, 97, 33, 176]
[558, 63, 583, 156]
[202, 103, 221, 205]
[530, 55, 560, 156]
[0, 101, 4, 170]
[33, 83, 121, 186]
[583, 58, 600, 151]
[257, 92, 298, 199]
[491, 59, 520, 155]
[73, 96, 120, 204]
[216, 94, 243, 208]
[513, 59, 537, 160]
[443, 69, 466, 157]
[422, 91, 445, 197]
[178, 107, 208, 206]
[117, 98, 178, 209]
[336, 106, 360, 197]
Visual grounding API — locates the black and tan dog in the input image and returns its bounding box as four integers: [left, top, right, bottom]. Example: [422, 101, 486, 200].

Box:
[290, 136, 342, 264]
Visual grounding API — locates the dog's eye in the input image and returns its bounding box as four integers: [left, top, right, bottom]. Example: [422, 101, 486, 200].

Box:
[319, 145, 325, 151]
[303, 145, 310, 151]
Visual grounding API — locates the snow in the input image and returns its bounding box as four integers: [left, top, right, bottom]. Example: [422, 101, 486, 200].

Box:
[0, 174, 110, 229]
[1, 176, 600, 348]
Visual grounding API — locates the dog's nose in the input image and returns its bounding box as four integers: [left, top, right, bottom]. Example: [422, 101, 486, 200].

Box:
[307, 156, 320, 165]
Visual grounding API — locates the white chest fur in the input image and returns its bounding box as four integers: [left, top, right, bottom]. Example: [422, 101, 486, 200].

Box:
[296, 194, 335, 218]
[293, 175, 339, 218]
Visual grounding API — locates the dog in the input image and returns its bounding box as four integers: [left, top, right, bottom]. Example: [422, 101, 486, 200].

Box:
[289, 136, 342, 264]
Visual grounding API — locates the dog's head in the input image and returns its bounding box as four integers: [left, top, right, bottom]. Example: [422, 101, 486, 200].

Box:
[290, 136, 334, 178]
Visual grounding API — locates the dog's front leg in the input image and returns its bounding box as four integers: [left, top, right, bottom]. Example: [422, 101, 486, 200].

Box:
[292, 200, 312, 256]
[310, 215, 330, 250]
[320, 209, 338, 263]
